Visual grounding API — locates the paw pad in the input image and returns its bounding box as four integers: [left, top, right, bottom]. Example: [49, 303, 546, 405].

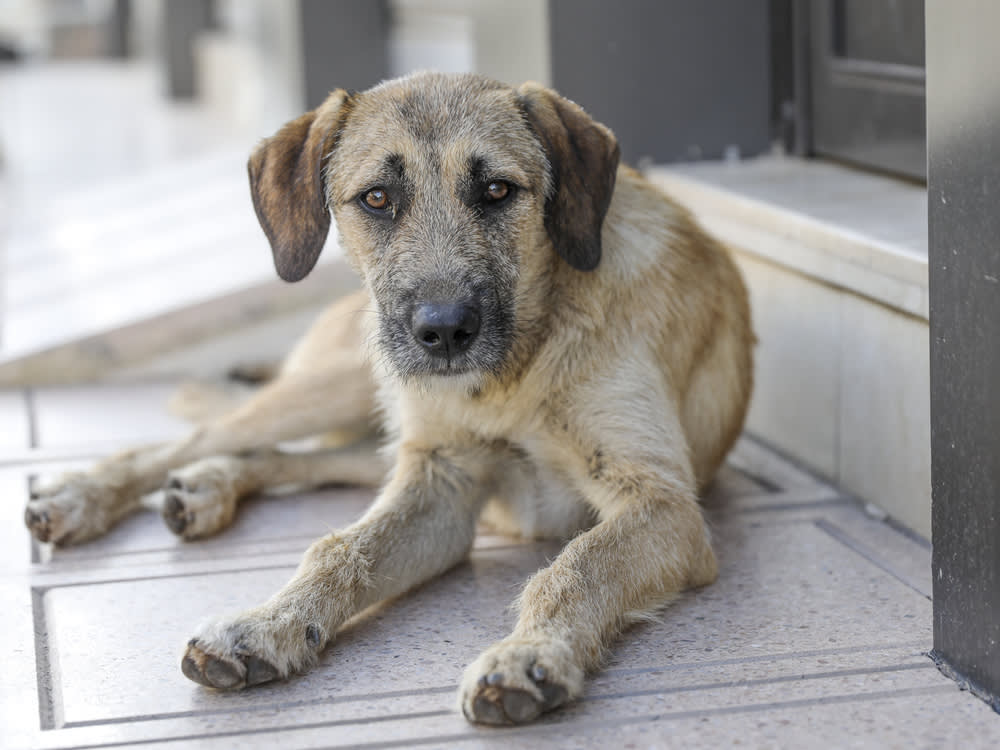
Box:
[161, 492, 192, 535]
[465, 661, 569, 725]
[182, 639, 281, 691]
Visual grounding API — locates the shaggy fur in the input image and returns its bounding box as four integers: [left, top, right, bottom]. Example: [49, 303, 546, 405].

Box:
[24, 72, 754, 725]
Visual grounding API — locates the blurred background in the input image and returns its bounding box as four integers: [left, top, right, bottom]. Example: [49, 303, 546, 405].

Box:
[0, 0, 948, 595]
[0, 0, 926, 384]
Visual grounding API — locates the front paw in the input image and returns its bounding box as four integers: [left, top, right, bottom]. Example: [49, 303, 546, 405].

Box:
[25, 472, 116, 545]
[459, 638, 582, 725]
[162, 457, 243, 539]
[182, 614, 328, 691]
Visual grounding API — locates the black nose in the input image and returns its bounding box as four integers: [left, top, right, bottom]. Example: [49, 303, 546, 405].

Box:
[411, 302, 481, 357]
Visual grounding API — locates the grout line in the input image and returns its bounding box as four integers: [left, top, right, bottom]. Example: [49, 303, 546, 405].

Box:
[30, 563, 298, 591]
[45, 534, 320, 563]
[27, 474, 42, 564]
[739, 433, 832, 487]
[730, 497, 849, 514]
[348, 685, 956, 750]
[884, 514, 932, 550]
[586, 661, 934, 702]
[54, 641, 930, 731]
[47, 536, 532, 566]
[600, 639, 930, 677]
[25, 386, 39, 449]
[814, 518, 932, 600]
[56, 710, 454, 750]
[61, 687, 459, 729]
[0, 450, 106, 468]
[31, 587, 61, 731]
[52, 684, 956, 750]
[36, 536, 537, 574]
[728, 466, 782, 493]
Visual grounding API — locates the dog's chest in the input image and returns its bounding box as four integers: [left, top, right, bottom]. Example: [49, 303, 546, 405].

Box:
[482, 437, 593, 540]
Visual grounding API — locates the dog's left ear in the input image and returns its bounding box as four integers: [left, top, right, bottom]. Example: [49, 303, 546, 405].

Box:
[517, 83, 620, 271]
[248, 89, 353, 282]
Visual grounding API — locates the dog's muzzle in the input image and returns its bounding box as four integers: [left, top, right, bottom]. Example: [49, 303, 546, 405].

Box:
[411, 301, 481, 359]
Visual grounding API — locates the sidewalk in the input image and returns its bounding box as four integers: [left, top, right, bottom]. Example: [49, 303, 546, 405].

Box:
[1, 381, 996, 749]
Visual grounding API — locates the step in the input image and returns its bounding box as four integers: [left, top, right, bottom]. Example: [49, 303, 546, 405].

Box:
[0, 151, 357, 385]
[649, 156, 929, 538]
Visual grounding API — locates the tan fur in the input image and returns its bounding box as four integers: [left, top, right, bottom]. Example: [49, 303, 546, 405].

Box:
[24, 72, 753, 725]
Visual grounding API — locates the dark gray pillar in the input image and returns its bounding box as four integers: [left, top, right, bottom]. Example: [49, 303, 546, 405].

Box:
[548, 0, 771, 165]
[107, 0, 131, 59]
[299, 0, 389, 109]
[163, 0, 215, 98]
[928, 0, 1000, 709]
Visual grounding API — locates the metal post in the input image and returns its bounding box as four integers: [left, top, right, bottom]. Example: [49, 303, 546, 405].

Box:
[928, 0, 1000, 710]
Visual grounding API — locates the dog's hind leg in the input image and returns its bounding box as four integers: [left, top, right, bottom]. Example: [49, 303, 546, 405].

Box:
[156, 441, 388, 539]
[25, 359, 377, 546]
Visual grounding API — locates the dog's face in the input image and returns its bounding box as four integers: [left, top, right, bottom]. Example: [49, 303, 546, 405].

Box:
[248, 73, 619, 387]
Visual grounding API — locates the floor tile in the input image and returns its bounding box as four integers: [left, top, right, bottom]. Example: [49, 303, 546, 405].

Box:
[726, 435, 827, 490]
[8, 471, 945, 747]
[1, 382, 992, 749]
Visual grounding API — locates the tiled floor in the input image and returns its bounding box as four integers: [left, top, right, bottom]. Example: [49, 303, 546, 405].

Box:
[1, 382, 997, 748]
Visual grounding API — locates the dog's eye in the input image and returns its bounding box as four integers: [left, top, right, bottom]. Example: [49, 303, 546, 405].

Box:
[484, 181, 511, 203]
[363, 188, 390, 211]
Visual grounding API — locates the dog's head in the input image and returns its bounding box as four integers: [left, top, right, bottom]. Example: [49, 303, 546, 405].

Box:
[248, 72, 619, 387]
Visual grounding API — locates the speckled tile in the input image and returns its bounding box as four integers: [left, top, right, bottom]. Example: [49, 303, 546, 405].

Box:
[1, 384, 989, 749]
[446, 683, 995, 750]
[727, 435, 826, 491]
[8, 487, 943, 747]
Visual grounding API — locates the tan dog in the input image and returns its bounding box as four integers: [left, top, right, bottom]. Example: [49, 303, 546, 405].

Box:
[24, 72, 754, 725]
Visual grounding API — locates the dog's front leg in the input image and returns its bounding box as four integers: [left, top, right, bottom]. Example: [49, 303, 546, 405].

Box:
[181, 441, 491, 690]
[460, 462, 716, 725]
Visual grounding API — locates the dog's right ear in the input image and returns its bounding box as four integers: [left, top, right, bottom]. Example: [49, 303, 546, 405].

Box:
[248, 89, 353, 282]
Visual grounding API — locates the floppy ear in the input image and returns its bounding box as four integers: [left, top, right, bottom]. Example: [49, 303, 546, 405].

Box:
[517, 83, 620, 271]
[248, 89, 353, 282]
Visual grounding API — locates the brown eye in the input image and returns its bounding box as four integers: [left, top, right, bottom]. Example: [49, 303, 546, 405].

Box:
[485, 181, 510, 202]
[364, 188, 389, 210]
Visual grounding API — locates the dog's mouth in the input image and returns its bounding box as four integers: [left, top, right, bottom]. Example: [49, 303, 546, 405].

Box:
[377, 294, 513, 384]
[418, 357, 479, 378]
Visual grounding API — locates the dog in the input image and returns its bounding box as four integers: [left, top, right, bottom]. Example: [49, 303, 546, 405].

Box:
[24, 72, 754, 725]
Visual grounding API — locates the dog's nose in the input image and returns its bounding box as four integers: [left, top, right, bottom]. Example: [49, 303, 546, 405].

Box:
[411, 302, 481, 357]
